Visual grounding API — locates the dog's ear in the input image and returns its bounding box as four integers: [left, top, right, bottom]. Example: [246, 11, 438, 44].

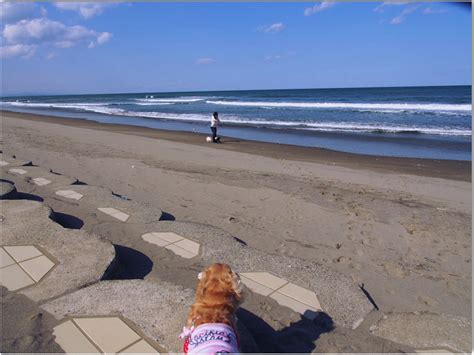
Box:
[230, 271, 243, 301]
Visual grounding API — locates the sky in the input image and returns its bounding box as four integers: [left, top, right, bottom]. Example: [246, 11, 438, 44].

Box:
[0, 2, 471, 96]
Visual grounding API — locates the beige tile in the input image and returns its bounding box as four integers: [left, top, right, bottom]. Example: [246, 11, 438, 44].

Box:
[0, 264, 35, 291]
[69, 192, 83, 200]
[153, 232, 183, 244]
[111, 211, 130, 222]
[414, 350, 452, 353]
[98, 207, 119, 215]
[0, 160, 9, 166]
[9, 168, 27, 175]
[277, 283, 322, 310]
[142, 233, 170, 247]
[0, 248, 15, 268]
[120, 339, 158, 353]
[56, 190, 75, 197]
[4, 245, 42, 262]
[239, 272, 288, 290]
[33, 177, 52, 186]
[270, 292, 319, 320]
[240, 275, 274, 296]
[53, 320, 99, 353]
[74, 317, 141, 353]
[20, 255, 55, 282]
[174, 238, 200, 254]
[165, 244, 196, 259]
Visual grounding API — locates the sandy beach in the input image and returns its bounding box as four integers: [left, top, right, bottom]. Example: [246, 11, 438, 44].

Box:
[1, 110, 471, 352]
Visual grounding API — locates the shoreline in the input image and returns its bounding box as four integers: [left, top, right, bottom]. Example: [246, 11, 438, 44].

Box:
[2, 110, 471, 182]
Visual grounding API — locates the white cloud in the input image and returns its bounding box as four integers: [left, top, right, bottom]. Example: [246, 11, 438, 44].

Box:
[0, 44, 37, 58]
[304, 2, 336, 16]
[196, 58, 216, 65]
[54, 2, 112, 19]
[373, 2, 408, 13]
[423, 7, 447, 15]
[258, 22, 285, 34]
[2, 18, 112, 57]
[0, 1, 41, 23]
[390, 6, 418, 24]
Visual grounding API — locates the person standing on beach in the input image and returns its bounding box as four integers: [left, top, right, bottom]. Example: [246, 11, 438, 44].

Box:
[211, 112, 221, 143]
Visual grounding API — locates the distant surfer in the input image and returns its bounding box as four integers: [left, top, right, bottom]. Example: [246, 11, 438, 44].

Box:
[211, 112, 221, 143]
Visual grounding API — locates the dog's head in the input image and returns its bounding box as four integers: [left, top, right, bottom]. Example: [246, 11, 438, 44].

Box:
[188, 263, 243, 327]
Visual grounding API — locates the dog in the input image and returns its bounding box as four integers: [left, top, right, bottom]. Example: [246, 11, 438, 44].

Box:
[180, 263, 243, 354]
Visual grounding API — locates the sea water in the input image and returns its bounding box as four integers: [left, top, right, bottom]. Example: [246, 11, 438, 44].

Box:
[2, 85, 471, 160]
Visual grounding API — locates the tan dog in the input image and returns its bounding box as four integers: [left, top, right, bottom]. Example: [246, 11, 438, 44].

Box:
[180, 263, 243, 354]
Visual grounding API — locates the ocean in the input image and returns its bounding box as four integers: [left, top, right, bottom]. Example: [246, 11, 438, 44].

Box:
[1, 85, 471, 161]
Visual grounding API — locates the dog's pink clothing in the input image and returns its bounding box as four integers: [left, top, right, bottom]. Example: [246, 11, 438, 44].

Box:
[181, 323, 239, 354]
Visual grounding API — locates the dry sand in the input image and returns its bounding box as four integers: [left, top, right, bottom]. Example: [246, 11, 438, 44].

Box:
[1, 111, 471, 348]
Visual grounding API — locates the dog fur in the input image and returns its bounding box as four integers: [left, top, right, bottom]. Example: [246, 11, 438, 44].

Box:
[186, 263, 243, 329]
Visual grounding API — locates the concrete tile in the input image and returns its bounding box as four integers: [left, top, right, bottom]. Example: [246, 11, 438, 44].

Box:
[0, 264, 35, 291]
[278, 282, 322, 310]
[165, 244, 196, 259]
[20, 255, 55, 282]
[240, 275, 274, 296]
[142, 233, 170, 247]
[239, 272, 288, 291]
[0, 161, 9, 166]
[53, 320, 99, 353]
[174, 238, 200, 254]
[270, 292, 319, 320]
[0, 248, 15, 268]
[9, 168, 27, 175]
[32, 177, 52, 186]
[57, 190, 83, 200]
[69, 192, 83, 200]
[56, 190, 75, 197]
[4, 245, 42, 262]
[98, 207, 119, 215]
[111, 211, 130, 222]
[74, 317, 141, 353]
[414, 350, 452, 353]
[120, 339, 158, 353]
[153, 232, 183, 244]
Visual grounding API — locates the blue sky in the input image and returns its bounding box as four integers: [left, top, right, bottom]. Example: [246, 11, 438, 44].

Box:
[1, 2, 471, 96]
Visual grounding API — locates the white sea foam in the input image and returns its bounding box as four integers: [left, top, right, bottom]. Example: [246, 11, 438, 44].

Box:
[206, 100, 472, 112]
[2, 101, 470, 136]
[135, 97, 203, 103]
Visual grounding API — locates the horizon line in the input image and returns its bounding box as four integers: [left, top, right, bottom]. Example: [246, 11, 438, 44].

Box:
[1, 83, 471, 98]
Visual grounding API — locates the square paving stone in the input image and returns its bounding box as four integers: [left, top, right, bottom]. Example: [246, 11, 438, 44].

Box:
[239, 272, 288, 291]
[53, 320, 99, 353]
[33, 178, 52, 186]
[120, 339, 158, 353]
[174, 238, 200, 254]
[20, 255, 55, 282]
[56, 190, 75, 197]
[240, 275, 274, 296]
[112, 211, 130, 222]
[154, 232, 183, 244]
[165, 244, 196, 259]
[277, 282, 322, 310]
[270, 292, 319, 320]
[142, 233, 170, 247]
[0, 264, 35, 291]
[0, 248, 15, 268]
[4, 245, 42, 262]
[69, 192, 84, 200]
[74, 317, 141, 353]
[9, 168, 27, 175]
